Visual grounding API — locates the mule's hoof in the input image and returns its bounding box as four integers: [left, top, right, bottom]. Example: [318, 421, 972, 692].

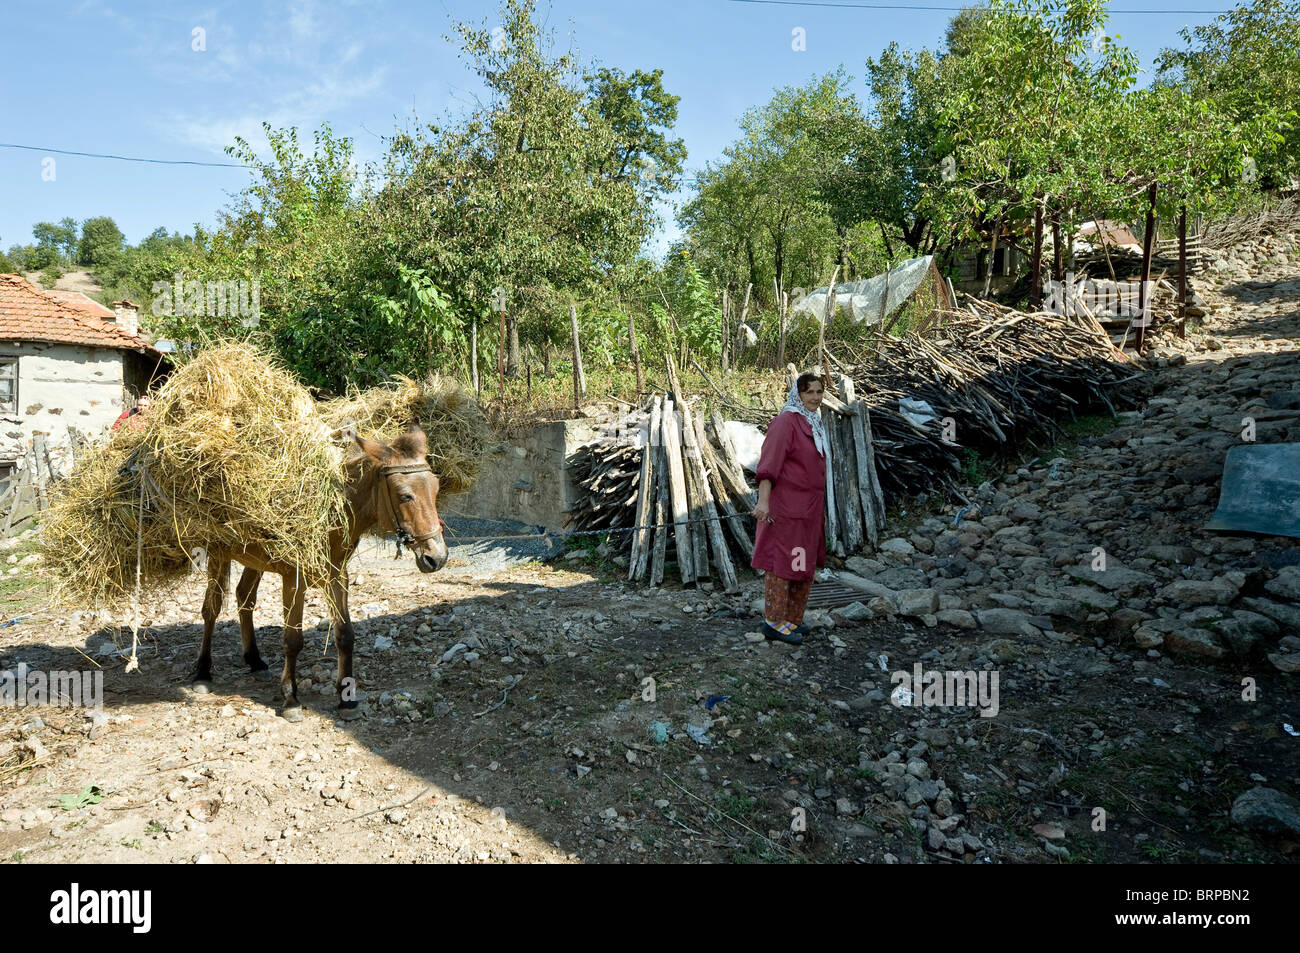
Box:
[250, 668, 275, 683]
[337, 702, 363, 722]
[281, 706, 305, 723]
[190, 680, 213, 695]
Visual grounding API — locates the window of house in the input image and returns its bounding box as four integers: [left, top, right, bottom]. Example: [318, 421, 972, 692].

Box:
[0, 358, 16, 414]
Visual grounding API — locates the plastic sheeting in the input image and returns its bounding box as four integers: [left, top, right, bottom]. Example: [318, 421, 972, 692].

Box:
[1205, 444, 1300, 539]
[790, 256, 934, 326]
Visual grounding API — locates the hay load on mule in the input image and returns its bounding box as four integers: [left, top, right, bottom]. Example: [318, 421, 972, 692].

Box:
[39, 343, 490, 609]
[319, 373, 490, 495]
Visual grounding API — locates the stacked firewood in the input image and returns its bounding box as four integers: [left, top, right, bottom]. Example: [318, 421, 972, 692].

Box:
[568, 307, 1141, 585]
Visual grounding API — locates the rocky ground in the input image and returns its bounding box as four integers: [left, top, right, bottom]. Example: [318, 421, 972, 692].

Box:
[1, 237, 1298, 864]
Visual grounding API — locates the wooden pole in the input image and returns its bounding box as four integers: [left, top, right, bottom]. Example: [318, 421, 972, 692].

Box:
[819, 265, 839, 371]
[738, 282, 752, 335]
[721, 288, 730, 373]
[470, 316, 480, 396]
[660, 397, 694, 584]
[1030, 199, 1044, 310]
[628, 309, 644, 396]
[569, 302, 586, 406]
[630, 396, 661, 580]
[1137, 181, 1158, 352]
[498, 300, 506, 399]
[777, 291, 789, 370]
[842, 375, 881, 548]
[1177, 202, 1188, 339]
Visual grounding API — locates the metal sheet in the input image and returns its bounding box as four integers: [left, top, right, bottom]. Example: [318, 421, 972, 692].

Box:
[1204, 444, 1300, 539]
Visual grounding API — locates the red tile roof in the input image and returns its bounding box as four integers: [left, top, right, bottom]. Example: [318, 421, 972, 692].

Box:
[0, 274, 155, 352]
[45, 289, 116, 319]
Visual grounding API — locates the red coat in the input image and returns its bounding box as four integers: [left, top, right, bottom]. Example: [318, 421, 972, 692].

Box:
[750, 411, 826, 581]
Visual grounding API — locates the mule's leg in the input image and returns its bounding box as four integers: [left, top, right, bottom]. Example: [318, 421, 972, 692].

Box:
[192, 555, 231, 692]
[328, 573, 361, 720]
[235, 567, 272, 680]
[279, 573, 307, 722]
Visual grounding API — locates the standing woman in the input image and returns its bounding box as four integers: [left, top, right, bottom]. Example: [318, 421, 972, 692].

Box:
[751, 372, 827, 645]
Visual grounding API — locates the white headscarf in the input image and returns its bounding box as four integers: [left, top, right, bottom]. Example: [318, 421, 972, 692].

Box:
[780, 378, 826, 457]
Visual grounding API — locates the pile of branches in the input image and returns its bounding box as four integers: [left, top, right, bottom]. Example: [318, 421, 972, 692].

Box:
[841, 302, 1145, 502]
[1205, 194, 1300, 250]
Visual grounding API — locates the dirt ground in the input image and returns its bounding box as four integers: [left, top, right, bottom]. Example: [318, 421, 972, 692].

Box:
[0, 545, 1293, 865]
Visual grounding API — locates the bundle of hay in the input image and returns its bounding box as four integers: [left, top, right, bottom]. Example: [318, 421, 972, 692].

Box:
[40, 345, 492, 609]
[319, 374, 490, 494]
[41, 342, 347, 607]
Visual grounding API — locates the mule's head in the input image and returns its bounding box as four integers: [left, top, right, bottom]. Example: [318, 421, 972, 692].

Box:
[357, 426, 448, 573]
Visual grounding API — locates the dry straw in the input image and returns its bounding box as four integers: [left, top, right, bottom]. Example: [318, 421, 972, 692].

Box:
[40, 343, 490, 608]
[319, 374, 490, 494]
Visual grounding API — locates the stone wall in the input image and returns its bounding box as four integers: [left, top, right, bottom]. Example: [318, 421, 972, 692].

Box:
[0, 342, 124, 473]
[440, 418, 601, 531]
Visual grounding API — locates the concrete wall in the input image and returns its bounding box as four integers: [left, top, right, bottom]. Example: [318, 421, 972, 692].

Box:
[0, 342, 124, 473]
[440, 418, 601, 531]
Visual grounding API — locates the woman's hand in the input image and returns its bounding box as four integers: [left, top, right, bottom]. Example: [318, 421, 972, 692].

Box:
[754, 478, 774, 523]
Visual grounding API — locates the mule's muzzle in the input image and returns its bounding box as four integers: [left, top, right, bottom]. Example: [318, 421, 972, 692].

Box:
[415, 533, 448, 573]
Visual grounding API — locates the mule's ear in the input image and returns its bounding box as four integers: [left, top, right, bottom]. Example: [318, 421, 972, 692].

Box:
[401, 424, 428, 455]
[354, 433, 388, 463]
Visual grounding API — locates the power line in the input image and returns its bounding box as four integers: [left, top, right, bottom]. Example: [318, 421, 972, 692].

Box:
[726, 0, 1228, 12]
[0, 143, 247, 168]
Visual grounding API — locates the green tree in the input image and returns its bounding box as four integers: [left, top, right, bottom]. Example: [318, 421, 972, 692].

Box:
[77, 216, 125, 266]
[1157, 0, 1300, 189]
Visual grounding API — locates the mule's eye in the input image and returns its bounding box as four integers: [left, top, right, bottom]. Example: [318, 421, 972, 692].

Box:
[400, 493, 415, 503]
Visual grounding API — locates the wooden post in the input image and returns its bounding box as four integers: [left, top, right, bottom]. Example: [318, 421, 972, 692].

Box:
[1030, 199, 1044, 310]
[628, 310, 644, 395]
[498, 300, 507, 399]
[526, 362, 532, 401]
[982, 217, 1002, 299]
[569, 302, 586, 407]
[738, 282, 752, 339]
[689, 412, 742, 591]
[629, 396, 661, 580]
[842, 376, 881, 548]
[821, 404, 841, 556]
[777, 291, 789, 370]
[1137, 181, 1158, 352]
[1051, 208, 1063, 282]
[1177, 202, 1188, 339]
[650, 404, 671, 587]
[471, 316, 480, 396]
[879, 261, 892, 328]
[660, 397, 694, 584]
[721, 288, 730, 373]
[819, 265, 839, 371]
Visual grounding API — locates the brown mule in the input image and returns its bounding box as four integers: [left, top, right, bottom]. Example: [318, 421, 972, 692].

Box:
[191, 427, 448, 721]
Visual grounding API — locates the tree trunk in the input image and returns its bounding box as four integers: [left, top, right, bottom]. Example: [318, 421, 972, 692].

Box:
[1051, 208, 1063, 282]
[1030, 199, 1044, 310]
[981, 217, 1002, 299]
[879, 220, 895, 259]
[1137, 181, 1159, 353]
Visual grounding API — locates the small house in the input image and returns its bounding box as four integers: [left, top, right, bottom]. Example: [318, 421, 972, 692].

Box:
[0, 274, 165, 477]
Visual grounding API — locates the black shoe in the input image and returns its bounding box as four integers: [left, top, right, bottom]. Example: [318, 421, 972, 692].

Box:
[793, 624, 810, 636]
[763, 623, 804, 645]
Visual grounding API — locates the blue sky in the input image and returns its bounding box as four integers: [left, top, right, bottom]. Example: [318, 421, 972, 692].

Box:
[0, 0, 1234, 260]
